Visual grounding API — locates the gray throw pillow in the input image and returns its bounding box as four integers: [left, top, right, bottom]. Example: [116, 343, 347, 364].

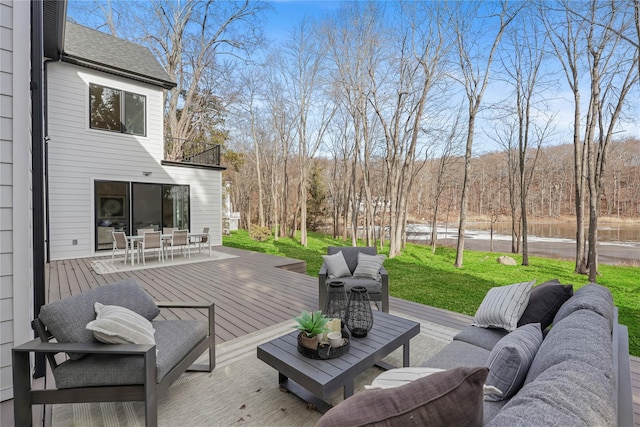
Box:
[484, 323, 543, 401]
[316, 366, 488, 427]
[352, 252, 386, 280]
[322, 251, 352, 279]
[517, 279, 573, 330]
[473, 280, 535, 332]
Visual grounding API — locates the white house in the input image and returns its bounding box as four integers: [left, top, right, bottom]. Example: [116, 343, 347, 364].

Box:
[0, 1, 224, 417]
[48, 22, 224, 260]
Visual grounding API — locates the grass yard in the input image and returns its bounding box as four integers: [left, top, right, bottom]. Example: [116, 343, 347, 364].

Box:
[223, 229, 640, 356]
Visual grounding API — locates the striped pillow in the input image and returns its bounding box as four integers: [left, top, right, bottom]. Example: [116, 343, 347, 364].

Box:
[86, 302, 156, 345]
[353, 253, 386, 279]
[473, 280, 535, 332]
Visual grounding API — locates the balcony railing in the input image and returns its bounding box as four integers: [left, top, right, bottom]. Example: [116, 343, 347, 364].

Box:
[165, 137, 221, 167]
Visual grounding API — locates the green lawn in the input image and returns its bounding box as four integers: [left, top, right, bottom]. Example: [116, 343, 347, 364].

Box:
[223, 229, 640, 357]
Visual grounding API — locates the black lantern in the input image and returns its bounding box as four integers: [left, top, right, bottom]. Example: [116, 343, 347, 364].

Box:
[345, 286, 374, 338]
[323, 282, 348, 324]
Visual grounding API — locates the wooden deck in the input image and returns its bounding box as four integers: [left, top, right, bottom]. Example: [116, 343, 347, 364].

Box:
[44, 246, 639, 425]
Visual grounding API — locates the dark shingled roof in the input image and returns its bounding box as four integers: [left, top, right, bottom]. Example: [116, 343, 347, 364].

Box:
[63, 21, 175, 89]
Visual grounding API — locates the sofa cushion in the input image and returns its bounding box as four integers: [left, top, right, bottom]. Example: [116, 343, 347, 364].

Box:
[473, 280, 535, 332]
[39, 279, 160, 360]
[353, 252, 386, 280]
[327, 277, 381, 295]
[86, 302, 156, 345]
[484, 323, 543, 401]
[322, 251, 351, 279]
[552, 283, 614, 331]
[517, 279, 573, 330]
[453, 326, 509, 351]
[53, 319, 207, 388]
[423, 340, 491, 370]
[525, 309, 613, 386]
[316, 367, 489, 427]
[488, 360, 615, 427]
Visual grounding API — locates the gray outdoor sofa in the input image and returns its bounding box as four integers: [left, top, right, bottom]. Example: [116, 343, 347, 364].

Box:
[424, 283, 634, 426]
[12, 278, 215, 427]
[316, 282, 634, 426]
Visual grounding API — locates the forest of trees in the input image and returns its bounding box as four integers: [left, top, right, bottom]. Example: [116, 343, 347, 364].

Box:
[70, 0, 640, 282]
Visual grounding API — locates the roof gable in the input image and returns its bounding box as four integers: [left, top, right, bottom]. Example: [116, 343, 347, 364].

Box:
[63, 21, 175, 89]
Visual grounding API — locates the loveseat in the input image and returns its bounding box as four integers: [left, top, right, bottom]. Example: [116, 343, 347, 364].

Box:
[12, 278, 215, 427]
[316, 281, 634, 426]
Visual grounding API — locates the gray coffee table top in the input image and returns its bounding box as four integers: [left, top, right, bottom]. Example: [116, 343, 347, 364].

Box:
[257, 311, 420, 413]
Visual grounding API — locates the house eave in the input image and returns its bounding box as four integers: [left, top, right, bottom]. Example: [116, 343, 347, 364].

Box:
[61, 54, 177, 89]
[161, 160, 226, 171]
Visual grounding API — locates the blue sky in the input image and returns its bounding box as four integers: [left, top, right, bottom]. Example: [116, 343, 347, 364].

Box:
[265, 1, 343, 41]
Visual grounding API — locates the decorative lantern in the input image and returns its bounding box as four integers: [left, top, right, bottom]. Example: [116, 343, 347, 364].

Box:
[345, 286, 374, 338]
[323, 282, 348, 325]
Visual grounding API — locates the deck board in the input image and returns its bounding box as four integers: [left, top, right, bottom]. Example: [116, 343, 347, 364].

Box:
[44, 246, 639, 426]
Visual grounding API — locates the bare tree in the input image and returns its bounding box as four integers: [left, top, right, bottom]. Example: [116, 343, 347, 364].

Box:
[502, 10, 554, 265]
[581, 1, 639, 281]
[430, 111, 464, 253]
[451, 1, 519, 268]
[281, 19, 335, 246]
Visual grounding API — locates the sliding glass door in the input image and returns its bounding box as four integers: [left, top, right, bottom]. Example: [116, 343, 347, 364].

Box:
[95, 181, 130, 250]
[94, 181, 190, 251]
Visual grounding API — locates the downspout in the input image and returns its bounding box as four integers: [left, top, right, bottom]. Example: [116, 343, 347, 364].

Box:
[44, 62, 52, 263]
[31, 0, 46, 378]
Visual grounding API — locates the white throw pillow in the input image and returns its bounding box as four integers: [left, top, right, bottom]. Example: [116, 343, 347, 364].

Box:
[473, 280, 535, 332]
[353, 253, 386, 279]
[366, 367, 445, 389]
[322, 251, 352, 279]
[86, 302, 156, 345]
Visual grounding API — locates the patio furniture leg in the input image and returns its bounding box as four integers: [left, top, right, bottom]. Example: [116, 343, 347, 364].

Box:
[12, 349, 32, 427]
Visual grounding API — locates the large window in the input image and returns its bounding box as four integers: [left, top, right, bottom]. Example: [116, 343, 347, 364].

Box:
[90, 83, 146, 136]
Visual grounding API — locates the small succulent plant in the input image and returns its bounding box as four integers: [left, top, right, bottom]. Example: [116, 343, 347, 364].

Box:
[293, 310, 330, 338]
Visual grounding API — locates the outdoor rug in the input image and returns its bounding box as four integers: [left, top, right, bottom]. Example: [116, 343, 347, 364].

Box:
[51, 313, 456, 426]
[90, 251, 237, 275]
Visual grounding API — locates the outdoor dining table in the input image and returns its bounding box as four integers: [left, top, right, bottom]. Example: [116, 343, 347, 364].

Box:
[126, 232, 212, 265]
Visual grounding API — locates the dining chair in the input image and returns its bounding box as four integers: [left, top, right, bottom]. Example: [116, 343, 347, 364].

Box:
[111, 231, 129, 264]
[168, 229, 190, 260]
[138, 231, 163, 265]
[137, 228, 154, 236]
[198, 227, 210, 253]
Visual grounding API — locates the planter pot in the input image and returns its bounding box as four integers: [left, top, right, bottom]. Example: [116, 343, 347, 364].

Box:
[299, 333, 319, 350]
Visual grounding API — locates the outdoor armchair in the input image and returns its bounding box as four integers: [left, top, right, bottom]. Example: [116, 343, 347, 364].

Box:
[12, 278, 215, 427]
[319, 246, 389, 313]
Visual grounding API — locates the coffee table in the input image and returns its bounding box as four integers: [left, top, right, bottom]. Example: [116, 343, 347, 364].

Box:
[256, 311, 420, 413]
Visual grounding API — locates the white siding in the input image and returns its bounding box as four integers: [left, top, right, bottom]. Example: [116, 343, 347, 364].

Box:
[47, 62, 222, 260]
[0, 0, 33, 402]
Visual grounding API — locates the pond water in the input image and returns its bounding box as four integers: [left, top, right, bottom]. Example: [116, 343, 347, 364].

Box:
[465, 221, 640, 244]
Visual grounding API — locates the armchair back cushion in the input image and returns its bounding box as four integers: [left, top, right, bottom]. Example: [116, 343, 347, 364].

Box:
[38, 279, 160, 360]
[327, 246, 377, 274]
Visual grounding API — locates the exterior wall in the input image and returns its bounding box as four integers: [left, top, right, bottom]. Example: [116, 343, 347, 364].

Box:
[0, 0, 33, 402]
[47, 62, 221, 260]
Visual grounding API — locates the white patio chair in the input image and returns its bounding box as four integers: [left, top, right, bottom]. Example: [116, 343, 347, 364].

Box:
[137, 231, 163, 265]
[111, 231, 129, 264]
[168, 229, 190, 260]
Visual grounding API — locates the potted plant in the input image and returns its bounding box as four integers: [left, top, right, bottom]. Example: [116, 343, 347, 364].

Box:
[293, 310, 330, 350]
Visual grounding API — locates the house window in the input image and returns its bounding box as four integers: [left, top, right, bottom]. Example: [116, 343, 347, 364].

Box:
[90, 83, 146, 136]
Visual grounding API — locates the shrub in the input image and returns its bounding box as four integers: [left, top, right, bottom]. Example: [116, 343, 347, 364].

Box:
[249, 225, 271, 241]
